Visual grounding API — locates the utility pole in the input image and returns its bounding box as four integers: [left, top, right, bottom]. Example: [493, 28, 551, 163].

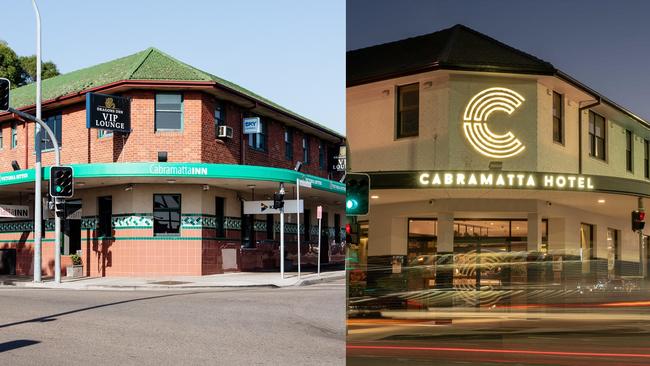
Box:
[32, 0, 43, 283]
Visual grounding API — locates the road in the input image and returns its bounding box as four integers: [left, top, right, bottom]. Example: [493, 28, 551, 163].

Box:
[347, 305, 650, 365]
[0, 280, 345, 366]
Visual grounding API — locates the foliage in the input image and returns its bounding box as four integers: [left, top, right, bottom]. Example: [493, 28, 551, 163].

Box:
[0, 40, 60, 87]
[70, 254, 82, 266]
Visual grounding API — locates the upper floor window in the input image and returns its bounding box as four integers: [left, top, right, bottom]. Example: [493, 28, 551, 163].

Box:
[643, 140, 650, 179]
[11, 123, 18, 149]
[153, 194, 181, 236]
[214, 99, 226, 139]
[318, 140, 326, 170]
[396, 83, 419, 138]
[40, 115, 62, 150]
[302, 136, 309, 163]
[626, 130, 633, 172]
[155, 93, 183, 131]
[247, 118, 267, 151]
[553, 91, 564, 144]
[284, 128, 293, 161]
[588, 111, 606, 161]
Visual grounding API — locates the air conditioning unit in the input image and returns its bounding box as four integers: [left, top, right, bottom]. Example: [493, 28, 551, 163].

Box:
[217, 125, 233, 139]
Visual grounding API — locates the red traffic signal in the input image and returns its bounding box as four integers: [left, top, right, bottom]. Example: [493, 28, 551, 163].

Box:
[632, 210, 646, 232]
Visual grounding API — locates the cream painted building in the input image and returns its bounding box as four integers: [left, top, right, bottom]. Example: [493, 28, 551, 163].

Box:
[347, 24, 650, 295]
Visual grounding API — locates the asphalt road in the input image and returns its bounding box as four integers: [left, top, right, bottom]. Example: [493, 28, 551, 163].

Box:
[347, 307, 650, 366]
[0, 281, 345, 366]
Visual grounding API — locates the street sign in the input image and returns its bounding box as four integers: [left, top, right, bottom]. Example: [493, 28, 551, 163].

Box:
[0, 78, 9, 112]
[243, 117, 262, 134]
[317, 205, 322, 219]
[86, 92, 131, 133]
[297, 179, 312, 188]
[244, 199, 303, 215]
[0, 204, 29, 219]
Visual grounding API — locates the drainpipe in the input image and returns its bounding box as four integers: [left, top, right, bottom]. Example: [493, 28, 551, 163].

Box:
[578, 97, 601, 174]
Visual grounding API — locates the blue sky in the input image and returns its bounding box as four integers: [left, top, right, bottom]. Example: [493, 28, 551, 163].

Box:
[347, 0, 650, 122]
[1, 0, 345, 134]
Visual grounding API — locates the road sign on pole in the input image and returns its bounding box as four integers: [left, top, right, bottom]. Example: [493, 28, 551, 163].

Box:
[243, 200, 303, 215]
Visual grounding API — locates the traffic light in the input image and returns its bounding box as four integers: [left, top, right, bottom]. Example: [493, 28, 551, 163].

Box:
[346, 173, 370, 216]
[346, 222, 360, 244]
[50, 166, 74, 198]
[0, 78, 9, 112]
[632, 210, 646, 231]
[54, 200, 66, 217]
[273, 192, 285, 209]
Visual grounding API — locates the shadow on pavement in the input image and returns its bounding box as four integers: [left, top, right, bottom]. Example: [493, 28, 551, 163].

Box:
[0, 339, 40, 353]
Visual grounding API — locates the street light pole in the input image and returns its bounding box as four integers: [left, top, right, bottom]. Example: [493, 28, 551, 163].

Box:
[32, 0, 43, 283]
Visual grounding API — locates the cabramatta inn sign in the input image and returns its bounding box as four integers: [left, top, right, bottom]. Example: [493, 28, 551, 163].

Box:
[86, 92, 131, 133]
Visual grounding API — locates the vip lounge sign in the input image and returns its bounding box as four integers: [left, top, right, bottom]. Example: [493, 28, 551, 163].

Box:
[86, 92, 131, 133]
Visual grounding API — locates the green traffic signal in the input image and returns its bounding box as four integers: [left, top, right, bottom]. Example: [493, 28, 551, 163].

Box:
[49, 166, 74, 198]
[346, 173, 370, 216]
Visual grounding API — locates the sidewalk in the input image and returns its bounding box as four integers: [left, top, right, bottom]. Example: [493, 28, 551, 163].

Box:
[0, 270, 345, 291]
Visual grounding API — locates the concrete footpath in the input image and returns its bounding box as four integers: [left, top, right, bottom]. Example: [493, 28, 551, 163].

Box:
[0, 270, 345, 290]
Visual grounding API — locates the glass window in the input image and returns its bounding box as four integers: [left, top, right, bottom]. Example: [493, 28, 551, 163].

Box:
[155, 93, 183, 131]
[266, 214, 274, 240]
[98, 129, 113, 138]
[11, 122, 18, 149]
[580, 223, 594, 260]
[302, 136, 309, 163]
[589, 111, 606, 160]
[40, 115, 62, 150]
[97, 196, 113, 238]
[215, 197, 225, 238]
[247, 119, 267, 151]
[553, 91, 563, 143]
[319, 140, 326, 170]
[334, 214, 341, 242]
[214, 100, 226, 137]
[303, 209, 311, 241]
[396, 83, 419, 138]
[643, 140, 650, 179]
[284, 128, 293, 161]
[626, 130, 633, 172]
[153, 194, 181, 235]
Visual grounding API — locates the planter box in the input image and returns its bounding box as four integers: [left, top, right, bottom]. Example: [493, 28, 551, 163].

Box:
[67, 265, 83, 278]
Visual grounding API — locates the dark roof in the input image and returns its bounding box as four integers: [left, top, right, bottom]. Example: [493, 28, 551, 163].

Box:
[7, 47, 344, 139]
[347, 24, 650, 128]
[347, 24, 555, 86]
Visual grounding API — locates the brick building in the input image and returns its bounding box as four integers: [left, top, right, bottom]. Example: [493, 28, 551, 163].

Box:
[0, 48, 345, 277]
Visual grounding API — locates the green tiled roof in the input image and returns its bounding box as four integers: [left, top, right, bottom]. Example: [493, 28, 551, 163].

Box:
[9, 47, 343, 138]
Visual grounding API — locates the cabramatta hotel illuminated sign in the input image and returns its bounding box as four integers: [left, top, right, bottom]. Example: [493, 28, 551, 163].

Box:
[418, 172, 595, 191]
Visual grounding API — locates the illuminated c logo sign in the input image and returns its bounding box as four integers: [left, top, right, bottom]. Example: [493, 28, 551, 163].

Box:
[462, 87, 526, 159]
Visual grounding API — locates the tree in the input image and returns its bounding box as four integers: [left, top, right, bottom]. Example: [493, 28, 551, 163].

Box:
[0, 40, 60, 87]
[19, 55, 60, 84]
[0, 41, 24, 88]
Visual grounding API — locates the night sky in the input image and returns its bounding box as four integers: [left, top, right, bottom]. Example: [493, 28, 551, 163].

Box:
[347, 0, 650, 121]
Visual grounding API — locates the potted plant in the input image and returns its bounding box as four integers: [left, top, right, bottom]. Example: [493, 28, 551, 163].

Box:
[67, 254, 83, 278]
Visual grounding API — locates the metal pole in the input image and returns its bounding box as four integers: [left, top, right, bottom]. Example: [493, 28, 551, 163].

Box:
[640, 197, 647, 279]
[280, 208, 285, 279]
[297, 178, 301, 280]
[279, 183, 285, 280]
[32, 0, 42, 283]
[318, 217, 321, 277]
[8, 108, 61, 283]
